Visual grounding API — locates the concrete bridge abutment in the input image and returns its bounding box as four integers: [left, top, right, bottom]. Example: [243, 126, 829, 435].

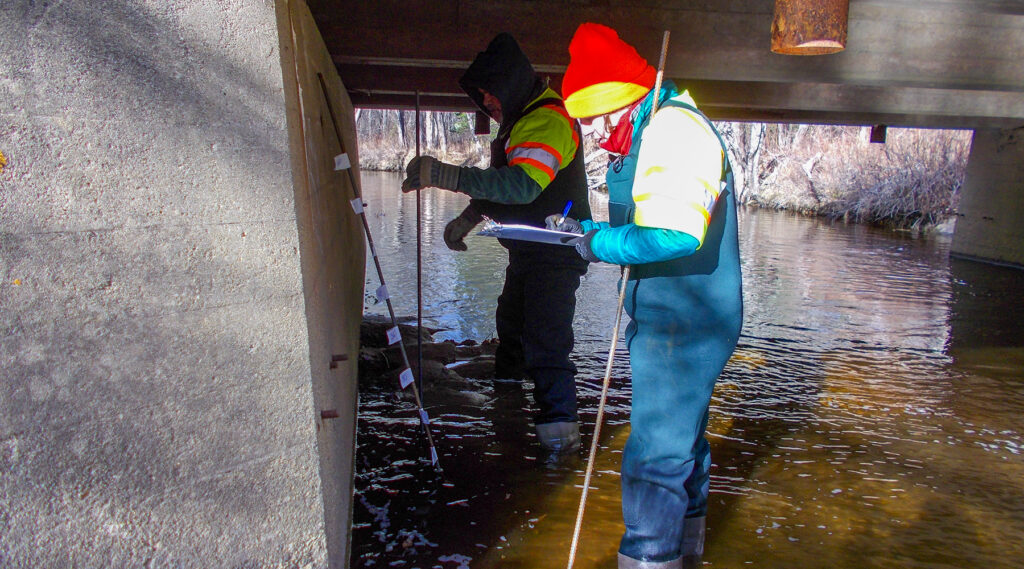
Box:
[1, 1, 360, 567]
[952, 127, 1024, 268]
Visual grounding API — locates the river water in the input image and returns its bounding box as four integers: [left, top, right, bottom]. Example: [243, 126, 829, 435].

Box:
[352, 170, 1024, 569]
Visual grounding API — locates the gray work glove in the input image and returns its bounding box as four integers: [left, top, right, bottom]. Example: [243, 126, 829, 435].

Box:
[574, 229, 601, 263]
[544, 214, 583, 234]
[443, 205, 483, 251]
[402, 155, 461, 193]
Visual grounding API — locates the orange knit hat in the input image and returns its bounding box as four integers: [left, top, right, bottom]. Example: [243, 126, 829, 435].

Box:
[562, 23, 656, 118]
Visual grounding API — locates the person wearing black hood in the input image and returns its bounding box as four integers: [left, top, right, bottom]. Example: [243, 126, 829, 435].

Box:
[402, 33, 591, 454]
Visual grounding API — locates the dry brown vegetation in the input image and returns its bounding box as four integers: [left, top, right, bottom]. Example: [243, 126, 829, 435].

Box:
[356, 109, 972, 230]
[719, 123, 972, 230]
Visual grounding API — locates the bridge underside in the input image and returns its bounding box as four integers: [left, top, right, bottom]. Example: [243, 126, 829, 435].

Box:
[307, 0, 1024, 266]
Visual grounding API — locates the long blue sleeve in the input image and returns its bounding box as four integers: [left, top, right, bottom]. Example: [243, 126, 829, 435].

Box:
[585, 222, 699, 265]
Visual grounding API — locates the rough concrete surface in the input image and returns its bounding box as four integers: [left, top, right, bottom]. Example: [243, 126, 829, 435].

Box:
[952, 127, 1024, 267]
[1, 1, 328, 567]
[275, 1, 366, 567]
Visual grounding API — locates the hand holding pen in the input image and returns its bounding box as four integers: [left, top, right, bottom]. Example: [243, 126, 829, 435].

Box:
[545, 200, 583, 234]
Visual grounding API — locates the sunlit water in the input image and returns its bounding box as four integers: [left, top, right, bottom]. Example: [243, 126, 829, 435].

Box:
[353, 170, 1024, 569]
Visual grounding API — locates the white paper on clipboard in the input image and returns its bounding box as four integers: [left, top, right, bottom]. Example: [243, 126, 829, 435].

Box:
[476, 223, 581, 246]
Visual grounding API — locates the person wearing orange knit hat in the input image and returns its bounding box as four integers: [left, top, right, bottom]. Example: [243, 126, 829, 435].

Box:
[547, 23, 744, 569]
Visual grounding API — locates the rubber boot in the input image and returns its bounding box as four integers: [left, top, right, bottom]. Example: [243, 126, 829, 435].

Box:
[535, 421, 580, 453]
[680, 516, 706, 569]
[617, 553, 683, 569]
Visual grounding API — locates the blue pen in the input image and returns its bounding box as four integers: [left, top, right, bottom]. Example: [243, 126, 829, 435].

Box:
[559, 200, 573, 226]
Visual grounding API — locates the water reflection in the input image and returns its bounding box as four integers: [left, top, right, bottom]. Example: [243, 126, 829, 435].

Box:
[354, 170, 1024, 569]
[360, 171, 620, 343]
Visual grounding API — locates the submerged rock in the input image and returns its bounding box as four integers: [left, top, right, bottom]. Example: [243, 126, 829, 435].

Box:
[360, 313, 436, 348]
[448, 356, 496, 380]
[454, 338, 499, 360]
[359, 315, 497, 402]
[382, 340, 457, 366]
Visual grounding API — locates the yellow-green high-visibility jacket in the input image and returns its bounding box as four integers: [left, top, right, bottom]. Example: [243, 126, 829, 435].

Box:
[461, 87, 590, 227]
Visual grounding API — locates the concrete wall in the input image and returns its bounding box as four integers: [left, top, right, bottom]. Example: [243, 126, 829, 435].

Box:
[952, 127, 1024, 268]
[275, 2, 366, 567]
[0, 1, 359, 566]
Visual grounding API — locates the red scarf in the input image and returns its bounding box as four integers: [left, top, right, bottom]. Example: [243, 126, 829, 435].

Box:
[599, 100, 642, 155]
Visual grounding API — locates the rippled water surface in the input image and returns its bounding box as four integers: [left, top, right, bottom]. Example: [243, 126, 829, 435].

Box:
[353, 170, 1024, 569]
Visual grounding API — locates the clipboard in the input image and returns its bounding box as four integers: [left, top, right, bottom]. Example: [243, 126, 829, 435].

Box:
[476, 220, 581, 246]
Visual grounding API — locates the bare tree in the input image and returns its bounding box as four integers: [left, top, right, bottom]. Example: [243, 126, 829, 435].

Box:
[718, 122, 766, 202]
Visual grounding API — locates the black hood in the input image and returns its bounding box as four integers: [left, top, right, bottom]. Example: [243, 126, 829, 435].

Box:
[459, 33, 543, 129]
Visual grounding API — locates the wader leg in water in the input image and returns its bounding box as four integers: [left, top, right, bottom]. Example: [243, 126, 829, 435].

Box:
[680, 516, 705, 569]
[618, 276, 733, 567]
[494, 248, 527, 380]
[497, 242, 586, 452]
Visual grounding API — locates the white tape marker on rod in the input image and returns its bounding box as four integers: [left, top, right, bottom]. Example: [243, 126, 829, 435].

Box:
[399, 368, 414, 389]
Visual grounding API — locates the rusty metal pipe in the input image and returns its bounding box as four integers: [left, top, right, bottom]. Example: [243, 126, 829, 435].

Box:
[771, 0, 849, 55]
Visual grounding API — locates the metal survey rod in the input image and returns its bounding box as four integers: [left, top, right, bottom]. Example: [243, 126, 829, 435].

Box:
[567, 29, 671, 569]
[415, 91, 424, 400]
[315, 73, 442, 471]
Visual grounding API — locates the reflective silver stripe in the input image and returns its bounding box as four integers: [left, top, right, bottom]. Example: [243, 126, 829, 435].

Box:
[508, 146, 560, 173]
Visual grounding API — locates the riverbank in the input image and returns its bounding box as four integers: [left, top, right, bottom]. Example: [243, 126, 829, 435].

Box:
[356, 109, 971, 233]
